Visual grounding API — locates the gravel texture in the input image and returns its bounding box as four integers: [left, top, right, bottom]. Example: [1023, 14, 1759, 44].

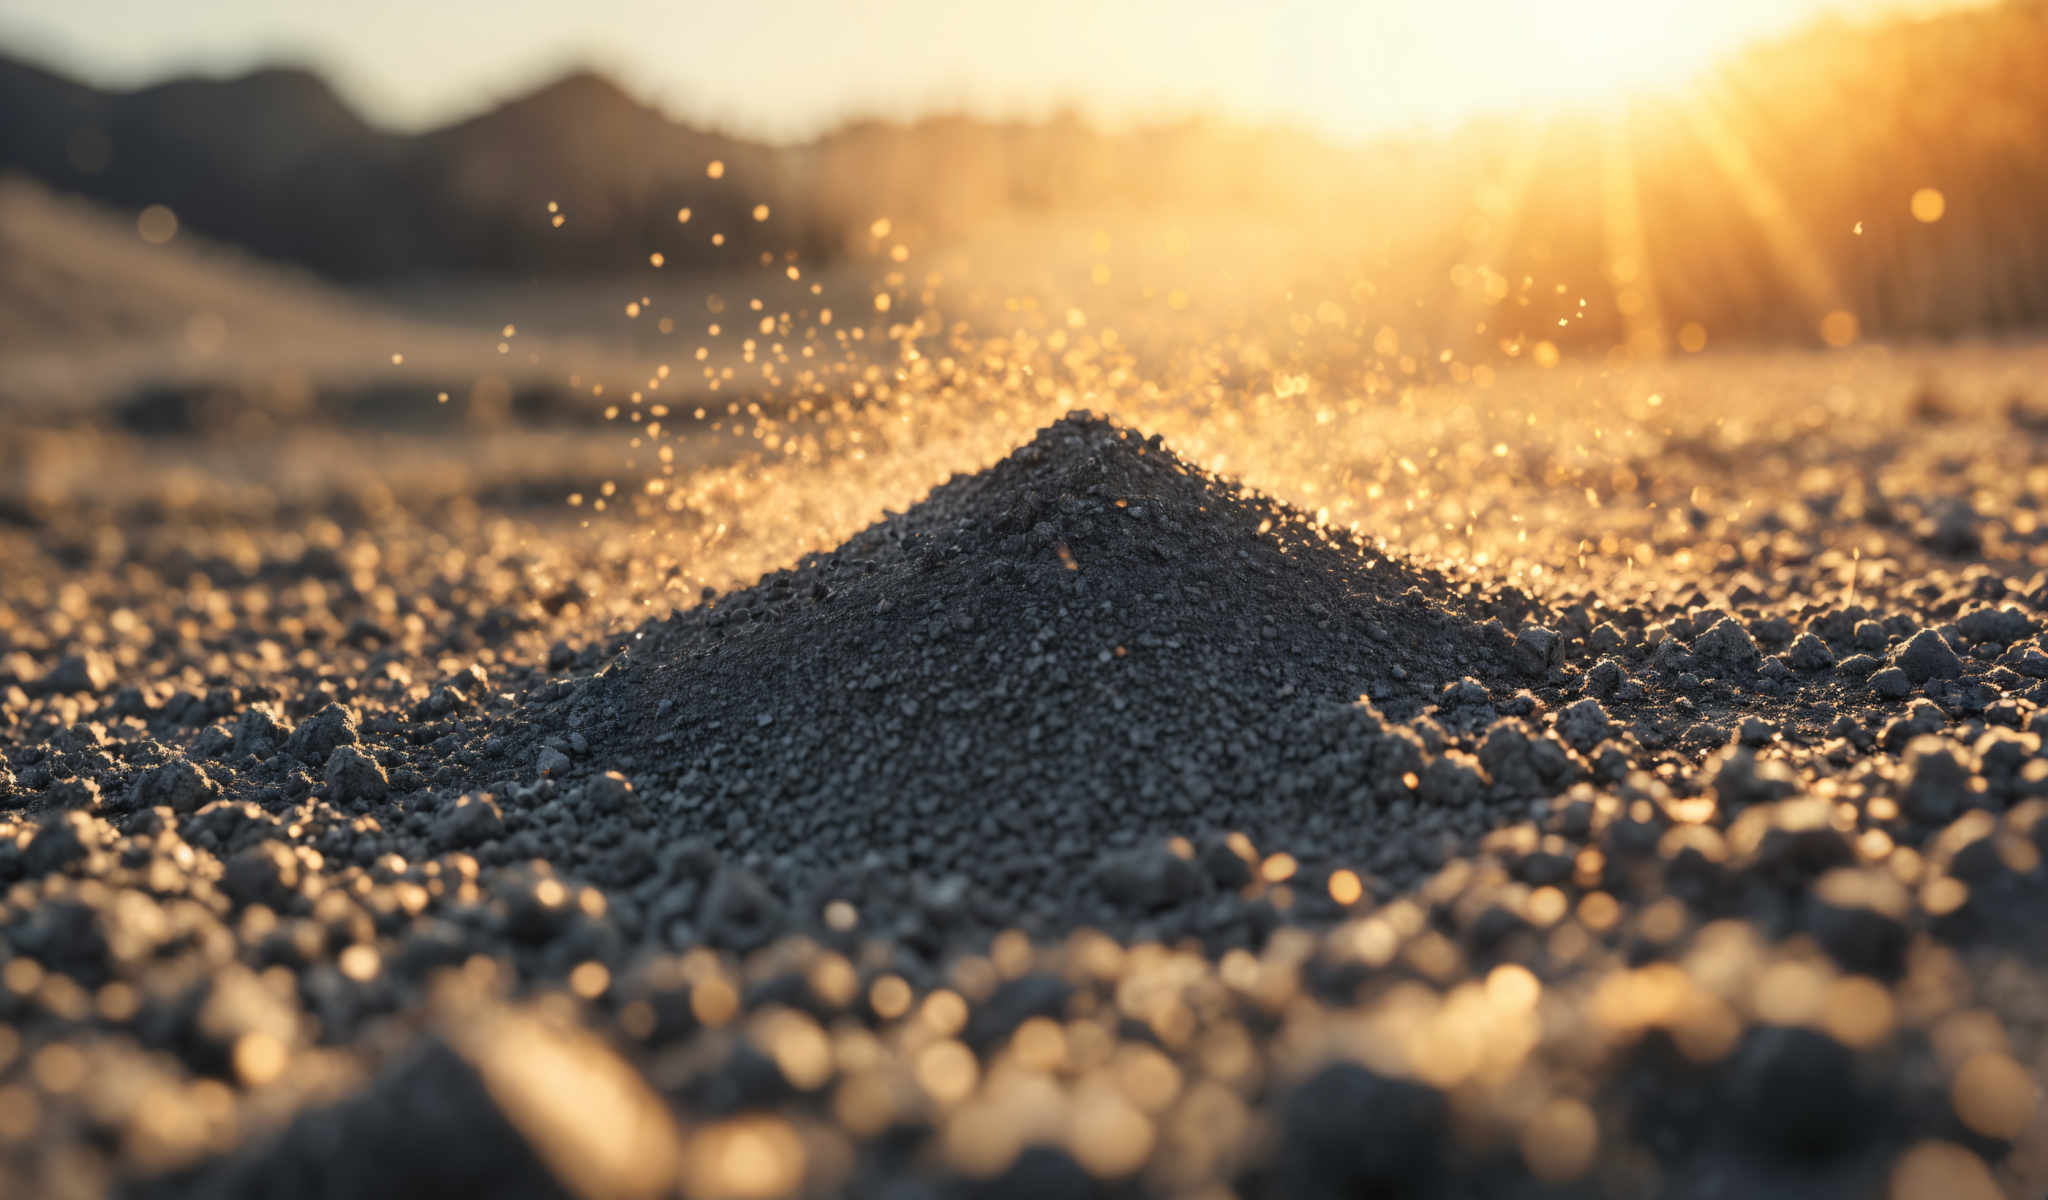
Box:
[6, 365, 2048, 1200]
[531, 413, 1534, 926]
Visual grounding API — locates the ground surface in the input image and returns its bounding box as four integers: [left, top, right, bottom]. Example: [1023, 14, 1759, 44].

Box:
[5, 189, 2048, 1198]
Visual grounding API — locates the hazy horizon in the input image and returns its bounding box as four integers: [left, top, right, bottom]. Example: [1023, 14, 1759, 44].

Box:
[0, 0, 1977, 144]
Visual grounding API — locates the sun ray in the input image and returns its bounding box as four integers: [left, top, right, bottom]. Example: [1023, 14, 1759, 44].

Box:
[1438, 118, 1551, 352]
[1678, 84, 1845, 340]
[1599, 109, 1669, 360]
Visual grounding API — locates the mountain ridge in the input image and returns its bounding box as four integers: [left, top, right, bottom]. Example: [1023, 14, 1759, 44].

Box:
[0, 52, 807, 282]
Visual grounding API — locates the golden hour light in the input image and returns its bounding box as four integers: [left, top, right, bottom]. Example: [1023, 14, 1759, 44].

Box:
[1404, 0, 1839, 110]
[1, 0, 2039, 1197]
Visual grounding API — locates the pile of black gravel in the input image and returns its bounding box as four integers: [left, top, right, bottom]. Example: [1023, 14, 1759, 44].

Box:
[505, 412, 1541, 925]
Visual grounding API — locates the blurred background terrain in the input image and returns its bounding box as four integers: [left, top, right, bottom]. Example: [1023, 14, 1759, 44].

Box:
[4, 0, 2042, 608]
[0, 0, 2041, 567]
[6, 0, 2047, 352]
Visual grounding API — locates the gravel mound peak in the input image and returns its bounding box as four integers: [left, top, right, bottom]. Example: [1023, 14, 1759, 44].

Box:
[546, 411, 1522, 895]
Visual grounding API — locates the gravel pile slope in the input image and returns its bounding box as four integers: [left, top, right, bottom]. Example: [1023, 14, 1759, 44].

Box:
[525, 413, 1525, 907]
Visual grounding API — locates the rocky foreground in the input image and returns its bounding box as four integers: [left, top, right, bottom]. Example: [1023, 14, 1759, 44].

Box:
[2, 410, 2046, 1198]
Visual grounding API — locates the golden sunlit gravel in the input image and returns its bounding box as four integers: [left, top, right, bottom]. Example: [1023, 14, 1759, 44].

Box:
[5, 115, 2048, 1200]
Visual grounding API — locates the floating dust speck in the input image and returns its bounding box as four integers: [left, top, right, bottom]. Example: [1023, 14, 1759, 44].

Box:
[1911, 187, 1947, 223]
[136, 204, 178, 244]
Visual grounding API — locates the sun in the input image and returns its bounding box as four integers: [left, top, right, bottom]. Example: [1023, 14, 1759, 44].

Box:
[1429, 0, 1835, 111]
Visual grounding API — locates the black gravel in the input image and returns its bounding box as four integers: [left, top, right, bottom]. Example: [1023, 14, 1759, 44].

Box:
[3, 408, 2048, 1200]
[524, 413, 1538, 923]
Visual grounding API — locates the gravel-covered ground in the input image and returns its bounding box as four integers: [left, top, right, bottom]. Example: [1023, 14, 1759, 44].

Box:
[5, 310, 2048, 1198]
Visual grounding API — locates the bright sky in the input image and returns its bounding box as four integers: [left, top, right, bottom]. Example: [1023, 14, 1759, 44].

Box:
[0, 0, 1965, 142]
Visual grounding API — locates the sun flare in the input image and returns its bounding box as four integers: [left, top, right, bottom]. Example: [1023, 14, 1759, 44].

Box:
[1414, 0, 1860, 112]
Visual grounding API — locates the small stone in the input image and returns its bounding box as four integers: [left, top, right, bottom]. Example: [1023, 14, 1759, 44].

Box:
[1691, 618, 1761, 673]
[1583, 658, 1626, 699]
[22, 811, 102, 877]
[1272, 1062, 1447, 1191]
[1096, 842, 1204, 911]
[1439, 677, 1490, 709]
[44, 777, 101, 810]
[1921, 501, 1983, 556]
[1868, 666, 1912, 699]
[502, 870, 578, 942]
[1900, 737, 1975, 824]
[233, 705, 291, 757]
[325, 745, 389, 807]
[431, 793, 505, 851]
[1513, 626, 1560, 678]
[1807, 868, 1910, 977]
[221, 841, 303, 910]
[191, 724, 233, 758]
[1785, 632, 1836, 672]
[1893, 629, 1963, 683]
[1554, 698, 1612, 753]
[1728, 1025, 1870, 1155]
[577, 771, 635, 812]
[128, 759, 220, 814]
[286, 702, 360, 764]
[38, 651, 115, 696]
[699, 867, 785, 952]
[1199, 837, 1254, 889]
[1958, 606, 2032, 645]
